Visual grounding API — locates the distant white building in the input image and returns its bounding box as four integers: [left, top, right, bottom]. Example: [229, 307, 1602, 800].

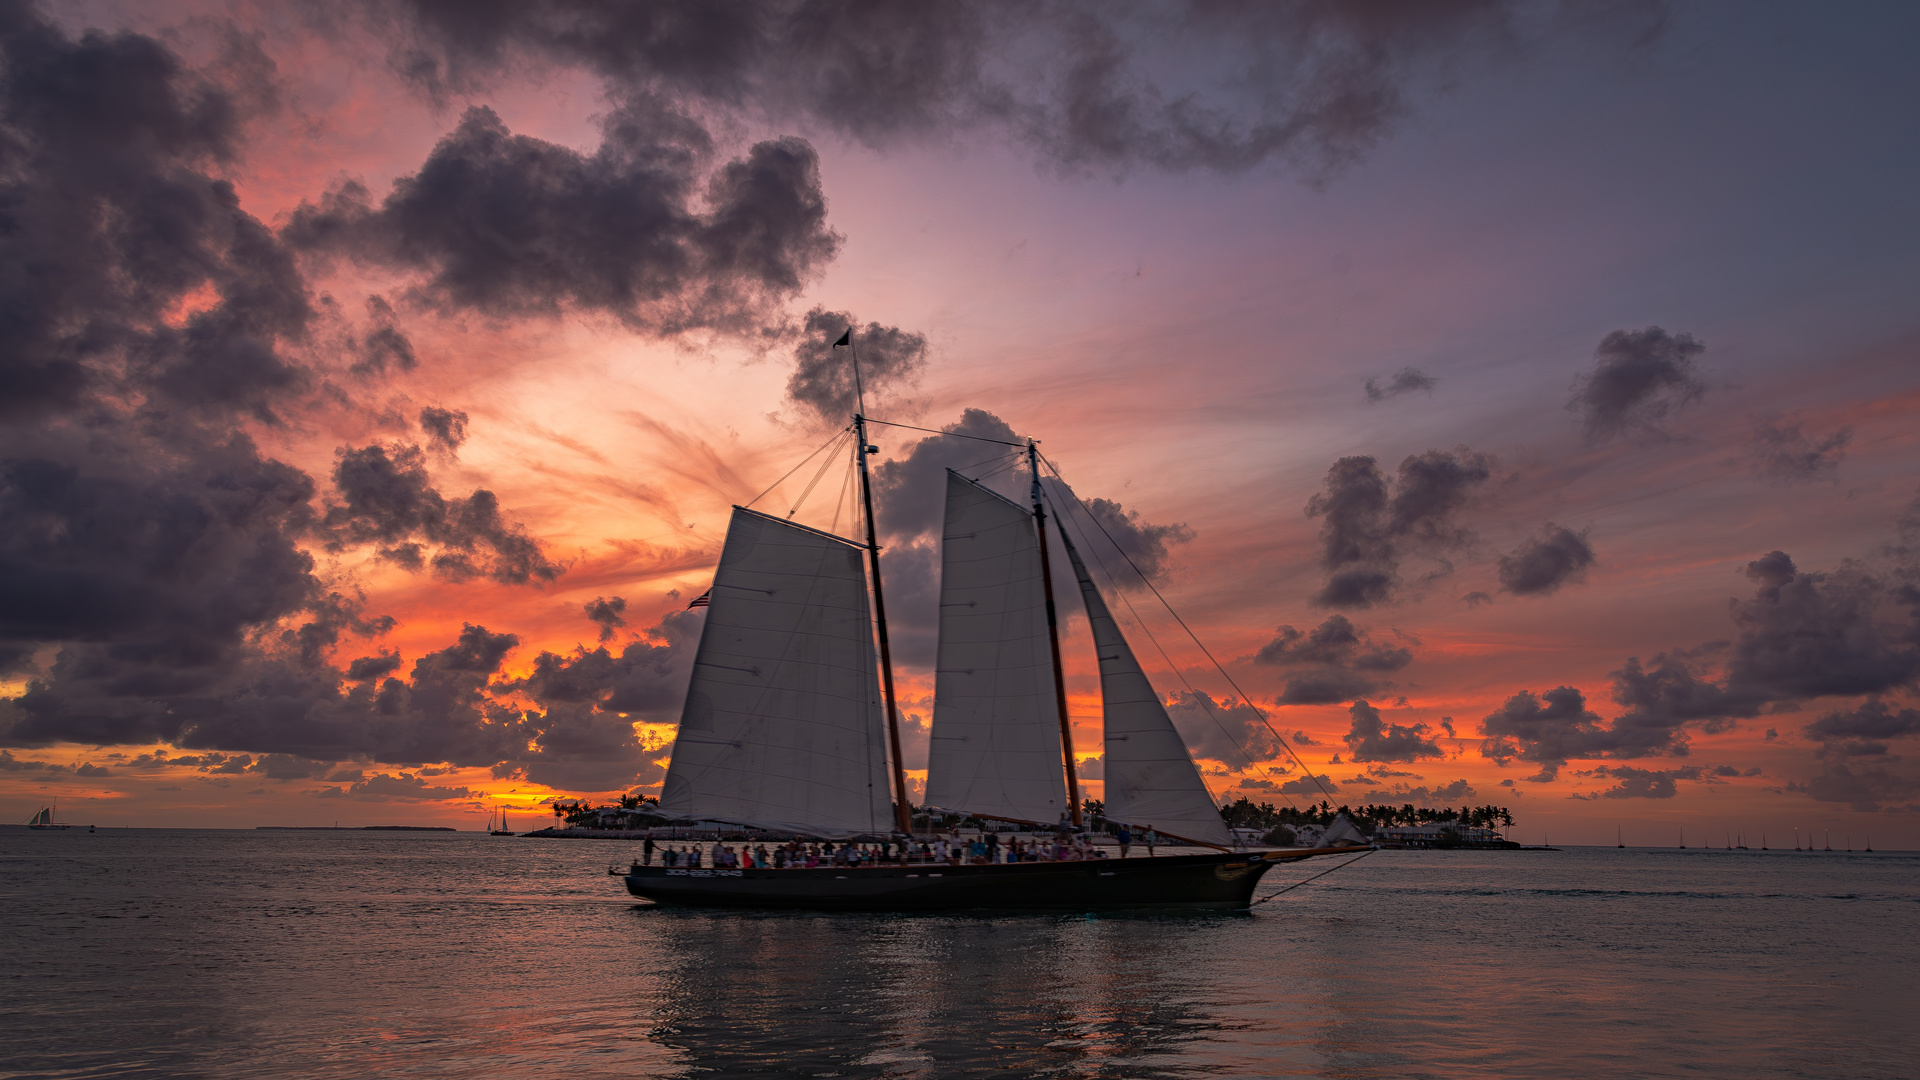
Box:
[1372, 823, 1505, 847]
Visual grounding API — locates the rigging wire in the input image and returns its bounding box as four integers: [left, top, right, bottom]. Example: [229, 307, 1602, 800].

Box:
[1249, 848, 1376, 905]
[744, 425, 854, 510]
[788, 429, 854, 520]
[967, 452, 1027, 486]
[954, 447, 1024, 480]
[863, 417, 1027, 447]
[829, 436, 858, 536]
[1038, 451, 1339, 805]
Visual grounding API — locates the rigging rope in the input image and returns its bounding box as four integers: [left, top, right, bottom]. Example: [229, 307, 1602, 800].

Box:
[1250, 847, 1376, 905]
[744, 425, 853, 510]
[1036, 451, 1339, 805]
[863, 417, 1028, 446]
[788, 429, 854, 519]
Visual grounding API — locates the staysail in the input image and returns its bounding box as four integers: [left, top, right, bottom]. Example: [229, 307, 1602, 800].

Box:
[924, 471, 1070, 824]
[1057, 521, 1234, 847]
[660, 506, 894, 837]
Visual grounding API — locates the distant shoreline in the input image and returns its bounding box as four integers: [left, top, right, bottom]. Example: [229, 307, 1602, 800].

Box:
[255, 825, 457, 831]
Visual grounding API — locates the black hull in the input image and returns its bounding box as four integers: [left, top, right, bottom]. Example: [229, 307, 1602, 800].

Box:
[621, 848, 1350, 912]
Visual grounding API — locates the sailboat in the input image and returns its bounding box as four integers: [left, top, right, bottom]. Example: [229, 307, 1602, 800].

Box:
[489, 806, 514, 836]
[620, 399, 1347, 910]
[26, 802, 72, 830]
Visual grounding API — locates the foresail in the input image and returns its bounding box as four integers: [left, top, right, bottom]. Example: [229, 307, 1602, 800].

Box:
[1058, 525, 1234, 847]
[660, 507, 893, 837]
[924, 471, 1069, 824]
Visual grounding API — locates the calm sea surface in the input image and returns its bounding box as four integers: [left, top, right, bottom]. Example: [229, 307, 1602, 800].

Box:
[2, 829, 1914, 1079]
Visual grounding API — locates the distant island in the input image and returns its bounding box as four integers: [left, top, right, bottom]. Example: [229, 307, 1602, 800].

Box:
[256, 825, 456, 831]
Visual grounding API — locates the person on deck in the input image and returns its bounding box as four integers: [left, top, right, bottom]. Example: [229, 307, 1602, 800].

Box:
[643, 836, 656, 865]
[1144, 828, 1158, 856]
[1117, 825, 1131, 858]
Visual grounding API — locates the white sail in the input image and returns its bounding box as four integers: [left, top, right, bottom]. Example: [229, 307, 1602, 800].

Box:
[924, 471, 1069, 824]
[660, 506, 894, 837]
[1058, 524, 1233, 847]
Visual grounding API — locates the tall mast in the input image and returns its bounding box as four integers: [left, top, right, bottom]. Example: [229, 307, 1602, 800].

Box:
[844, 330, 914, 835]
[1030, 440, 1083, 828]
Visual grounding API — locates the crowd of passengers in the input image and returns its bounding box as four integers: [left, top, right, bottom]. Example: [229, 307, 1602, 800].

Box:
[642, 832, 1110, 869]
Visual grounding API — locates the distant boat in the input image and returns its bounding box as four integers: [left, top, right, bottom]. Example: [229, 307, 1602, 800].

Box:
[26, 803, 74, 830]
[490, 806, 514, 836]
[1617, 826, 1624, 849]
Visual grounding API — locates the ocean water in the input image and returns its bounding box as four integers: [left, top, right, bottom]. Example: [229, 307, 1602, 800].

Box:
[2, 829, 1914, 1080]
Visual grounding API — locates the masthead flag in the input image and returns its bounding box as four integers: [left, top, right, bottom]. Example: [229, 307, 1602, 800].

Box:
[832, 328, 851, 347]
[687, 590, 710, 609]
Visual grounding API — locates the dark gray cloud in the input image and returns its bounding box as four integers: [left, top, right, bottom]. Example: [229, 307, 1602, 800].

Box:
[1277, 775, 1337, 797]
[1363, 367, 1437, 402]
[1479, 685, 1687, 781]
[354, 295, 417, 376]
[1577, 764, 1707, 800]
[249, 752, 334, 781]
[367, 1, 1659, 181]
[285, 103, 838, 333]
[1498, 524, 1596, 596]
[1609, 653, 1765, 734]
[321, 442, 563, 585]
[1803, 698, 1920, 759]
[1722, 551, 1920, 702]
[583, 595, 627, 643]
[1304, 448, 1494, 608]
[317, 771, 476, 802]
[0, 8, 314, 423]
[418, 406, 468, 452]
[871, 408, 1025, 540]
[1749, 418, 1851, 483]
[1254, 614, 1412, 705]
[1372, 777, 1476, 806]
[1785, 762, 1920, 813]
[510, 610, 702, 723]
[1166, 690, 1283, 765]
[1069, 495, 1195, 584]
[1568, 326, 1708, 442]
[787, 306, 929, 422]
[0, 10, 602, 780]
[346, 652, 402, 681]
[1342, 699, 1444, 763]
[1479, 537, 1920, 797]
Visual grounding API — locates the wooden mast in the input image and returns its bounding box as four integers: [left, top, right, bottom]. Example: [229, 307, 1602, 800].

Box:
[844, 330, 915, 836]
[1030, 440, 1083, 829]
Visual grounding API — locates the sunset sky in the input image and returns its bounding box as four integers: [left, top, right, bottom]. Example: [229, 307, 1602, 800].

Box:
[4, 0, 1918, 846]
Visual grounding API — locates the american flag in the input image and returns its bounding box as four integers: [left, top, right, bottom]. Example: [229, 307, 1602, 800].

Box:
[687, 590, 710, 609]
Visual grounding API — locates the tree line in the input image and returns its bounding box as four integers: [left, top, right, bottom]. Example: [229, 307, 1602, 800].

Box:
[1218, 797, 1514, 831]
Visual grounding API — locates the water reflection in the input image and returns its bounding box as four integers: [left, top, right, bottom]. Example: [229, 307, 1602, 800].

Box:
[635, 908, 1255, 1078]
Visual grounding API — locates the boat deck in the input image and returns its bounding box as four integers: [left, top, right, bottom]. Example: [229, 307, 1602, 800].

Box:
[621, 847, 1357, 911]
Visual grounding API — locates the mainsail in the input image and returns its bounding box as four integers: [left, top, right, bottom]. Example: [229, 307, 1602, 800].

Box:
[924, 471, 1069, 824]
[1057, 522, 1234, 847]
[660, 506, 894, 837]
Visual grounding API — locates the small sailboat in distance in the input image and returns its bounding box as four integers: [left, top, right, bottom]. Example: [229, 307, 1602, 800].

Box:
[26, 801, 74, 830]
[489, 805, 514, 836]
